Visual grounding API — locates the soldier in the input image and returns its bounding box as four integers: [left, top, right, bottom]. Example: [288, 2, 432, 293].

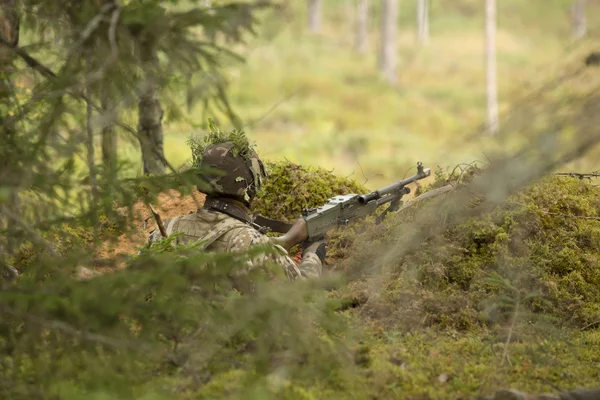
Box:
[146, 140, 325, 286]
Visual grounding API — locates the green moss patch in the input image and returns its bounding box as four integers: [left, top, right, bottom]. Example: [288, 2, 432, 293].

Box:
[341, 174, 600, 331]
[252, 160, 368, 222]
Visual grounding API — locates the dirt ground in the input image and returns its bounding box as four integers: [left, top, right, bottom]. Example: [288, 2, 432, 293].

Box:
[98, 190, 206, 266]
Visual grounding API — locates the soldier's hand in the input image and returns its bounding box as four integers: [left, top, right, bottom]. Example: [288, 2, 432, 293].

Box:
[303, 240, 327, 263]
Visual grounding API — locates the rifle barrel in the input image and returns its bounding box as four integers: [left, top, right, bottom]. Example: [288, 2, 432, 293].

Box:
[358, 168, 430, 204]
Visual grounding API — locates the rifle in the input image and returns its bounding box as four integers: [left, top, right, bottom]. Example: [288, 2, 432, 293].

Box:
[269, 162, 431, 251]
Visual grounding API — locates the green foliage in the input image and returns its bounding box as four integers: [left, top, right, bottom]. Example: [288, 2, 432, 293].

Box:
[152, 0, 600, 190]
[3, 1, 600, 398]
[252, 160, 368, 222]
[355, 328, 600, 399]
[188, 119, 258, 170]
[342, 175, 600, 332]
[1, 230, 361, 399]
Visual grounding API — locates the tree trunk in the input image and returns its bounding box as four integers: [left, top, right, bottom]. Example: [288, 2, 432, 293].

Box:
[307, 0, 322, 33]
[379, 0, 398, 85]
[345, 0, 353, 41]
[571, 0, 587, 39]
[416, 0, 429, 45]
[0, 0, 19, 256]
[137, 39, 166, 176]
[485, 0, 499, 135]
[85, 62, 98, 224]
[0, 0, 18, 91]
[355, 0, 369, 53]
[100, 88, 117, 180]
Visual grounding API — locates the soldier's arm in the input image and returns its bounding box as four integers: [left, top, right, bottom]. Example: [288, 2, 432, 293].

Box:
[296, 241, 324, 279]
[229, 227, 317, 281]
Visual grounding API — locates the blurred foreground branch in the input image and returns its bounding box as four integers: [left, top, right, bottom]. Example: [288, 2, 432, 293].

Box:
[0, 38, 177, 173]
[554, 171, 600, 179]
[397, 184, 455, 214]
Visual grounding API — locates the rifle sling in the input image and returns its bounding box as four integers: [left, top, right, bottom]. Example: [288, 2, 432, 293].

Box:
[204, 198, 291, 234]
[252, 214, 293, 234]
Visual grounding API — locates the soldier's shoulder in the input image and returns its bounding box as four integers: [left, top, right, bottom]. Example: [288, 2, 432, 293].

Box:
[227, 224, 271, 252]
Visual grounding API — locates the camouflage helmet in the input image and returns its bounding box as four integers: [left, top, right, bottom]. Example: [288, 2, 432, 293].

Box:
[198, 141, 267, 206]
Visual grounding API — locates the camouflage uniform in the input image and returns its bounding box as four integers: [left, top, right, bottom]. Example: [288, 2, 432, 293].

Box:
[147, 136, 324, 286]
[147, 207, 322, 281]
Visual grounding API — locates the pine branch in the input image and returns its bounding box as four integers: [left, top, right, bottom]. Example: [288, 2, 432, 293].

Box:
[0, 35, 55, 78]
[396, 185, 455, 214]
[84, 5, 123, 88]
[72, 2, 116, 50]
[1, 40, 177, 173]
[0, 304, 138, 350]
[581, 320, 600, 331]
[0, 205, 57, 256]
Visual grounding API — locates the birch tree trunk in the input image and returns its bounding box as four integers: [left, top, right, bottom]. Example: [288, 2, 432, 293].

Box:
[345, 0, 353, 41]
[379, 0, 398, 85]
[137, 38, 166, 176]
[416, 0, 429, 45]
[485, 0, 499, 135]
[307, 0, 322, 33]
[571, 0, 587, 39]
[356, 0, 369, 53]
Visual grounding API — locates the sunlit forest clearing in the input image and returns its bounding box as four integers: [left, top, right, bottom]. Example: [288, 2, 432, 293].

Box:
[149, 0, 600, 189]
[2, 0, 600, 399]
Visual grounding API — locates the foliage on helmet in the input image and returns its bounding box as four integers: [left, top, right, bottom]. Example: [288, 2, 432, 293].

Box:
[187, 119, 266, 204]
[188, 119, 257, 171]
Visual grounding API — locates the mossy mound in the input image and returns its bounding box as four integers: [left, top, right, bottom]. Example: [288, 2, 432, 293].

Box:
[342, 174, 600, 330]
[252, 161, 368, 222]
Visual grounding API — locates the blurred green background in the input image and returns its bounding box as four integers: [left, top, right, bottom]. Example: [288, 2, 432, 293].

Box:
[115, 0, 600, 189]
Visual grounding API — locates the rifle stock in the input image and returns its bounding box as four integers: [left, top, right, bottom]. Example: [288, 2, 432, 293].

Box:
[270, 218, 308, 251]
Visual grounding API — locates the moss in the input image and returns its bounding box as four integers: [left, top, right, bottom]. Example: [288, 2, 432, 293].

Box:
[188, 327, 600, 399]
[252, 160, 368, 223]
[358, 328, 600, 399]
[342, 174, 600, 331]
[11, 223, 99, 274]
[249, 161, 370, 261]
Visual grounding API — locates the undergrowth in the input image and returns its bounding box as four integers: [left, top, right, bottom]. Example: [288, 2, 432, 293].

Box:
[4, 161, 600, 399]
[341, 170, 600, 333]
[252, 160, 368, 222]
